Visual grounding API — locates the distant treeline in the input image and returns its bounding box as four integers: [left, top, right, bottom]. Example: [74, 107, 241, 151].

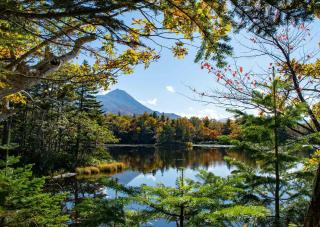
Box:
[105, 112, 241, 144]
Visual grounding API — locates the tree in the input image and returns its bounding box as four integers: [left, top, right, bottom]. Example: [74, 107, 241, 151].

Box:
[222, 118, 232, 135]
[193, 4, 320, 222]
[77, 198, 126, 226]
[227, 0, 319, 35]
[0, 0, 234, 120]
[157, 123, 176, 144]
[224, 8, 320, 223]
[105, 114, 225, 144]
[0, 159, 68, 226]
[174, 118, 194, 142]
[221, 73, 314, 226]
[8, 63, 117, 173]
[0, 122, 67, 226]
[128, 170, 268, 226]
[197, 64, 316, 225]
[2, 0, 318, 107]
[189, 117, 206, 142]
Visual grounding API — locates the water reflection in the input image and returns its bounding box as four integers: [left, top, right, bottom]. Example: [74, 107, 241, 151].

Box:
[50, 147, 254, 193]
[108, 146, 253, 187]
[49, 146, 254, 226]
[109, 146, 231, 173]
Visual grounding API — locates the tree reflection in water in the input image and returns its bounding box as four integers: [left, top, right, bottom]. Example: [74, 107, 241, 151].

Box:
[47, 146, 257, 226]
[108, 146, 254, 174]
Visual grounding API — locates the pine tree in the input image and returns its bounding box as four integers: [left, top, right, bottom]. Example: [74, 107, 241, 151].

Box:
[157, 123, 175, 144]
[226, 71, 314, 225]
[0, 120, 67, 226]
[7, 63, 117, 173]
[126, 169, 268, 226]
[0, 160, 68, 226]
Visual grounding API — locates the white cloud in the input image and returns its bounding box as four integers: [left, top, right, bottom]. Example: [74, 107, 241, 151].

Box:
[178, 108, 231, 120]
[166, 85, 175, 93]
[138, 98, 158, 106]
[147, 98, 158, 106]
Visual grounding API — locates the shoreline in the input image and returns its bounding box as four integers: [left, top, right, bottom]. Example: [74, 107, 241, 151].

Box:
[105, 143, 235, 148]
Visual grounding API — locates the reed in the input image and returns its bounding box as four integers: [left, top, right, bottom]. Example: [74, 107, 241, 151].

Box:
[97, 162, 125, 173]
[88, 166, 100, 174]
[76, 162, 126, 175]
[75, 167, 84, 175]
[83, 167, 92, 175]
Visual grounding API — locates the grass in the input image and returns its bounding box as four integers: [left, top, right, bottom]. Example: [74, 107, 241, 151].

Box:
[75, 162, 126, 176]
[98, 162, 125, 173]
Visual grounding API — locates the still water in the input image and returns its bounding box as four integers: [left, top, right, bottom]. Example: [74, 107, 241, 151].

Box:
[52, 146, 252, 226]
[108, 146, 244, 187]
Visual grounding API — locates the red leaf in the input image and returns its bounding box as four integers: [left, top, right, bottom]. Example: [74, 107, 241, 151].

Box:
[239, 67, 243, 73]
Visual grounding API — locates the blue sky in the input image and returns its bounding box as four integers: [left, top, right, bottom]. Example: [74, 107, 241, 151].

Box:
[92, 19, 320, 120]
[104, 35, 267, 120]
[111, 46, 232, 119]
[93, 12, 236, 119]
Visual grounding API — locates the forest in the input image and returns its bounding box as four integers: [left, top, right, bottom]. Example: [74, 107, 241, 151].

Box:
[1, 1, 320, 227]
[105, 113, 239, 144]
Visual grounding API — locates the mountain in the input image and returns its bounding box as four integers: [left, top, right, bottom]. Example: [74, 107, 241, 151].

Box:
[97, 89, 179, 119]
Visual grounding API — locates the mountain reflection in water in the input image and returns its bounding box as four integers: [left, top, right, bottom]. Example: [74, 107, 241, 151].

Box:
[49, 146, 254, 226]
[108, 146, 252, 187]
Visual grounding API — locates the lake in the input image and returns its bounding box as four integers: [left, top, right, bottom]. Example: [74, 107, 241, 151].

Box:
[108, 145, 245, 187]
[51, 145, 252, 226]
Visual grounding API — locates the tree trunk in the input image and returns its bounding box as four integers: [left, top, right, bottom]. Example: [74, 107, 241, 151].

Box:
[2, 118, 11, 176]
[0, 217, 5, 227]
[74, 178, 79, 226]
[285, 59, 320, 225]
[272, 69, 280, 227]
[73, 86, 84, 168]
[304, 164, 320, 227]
[179, 205, 184, 227]
[0, 35, 96, 123]
[179, 169, 184, 227]
[1, 119, 11, 145]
